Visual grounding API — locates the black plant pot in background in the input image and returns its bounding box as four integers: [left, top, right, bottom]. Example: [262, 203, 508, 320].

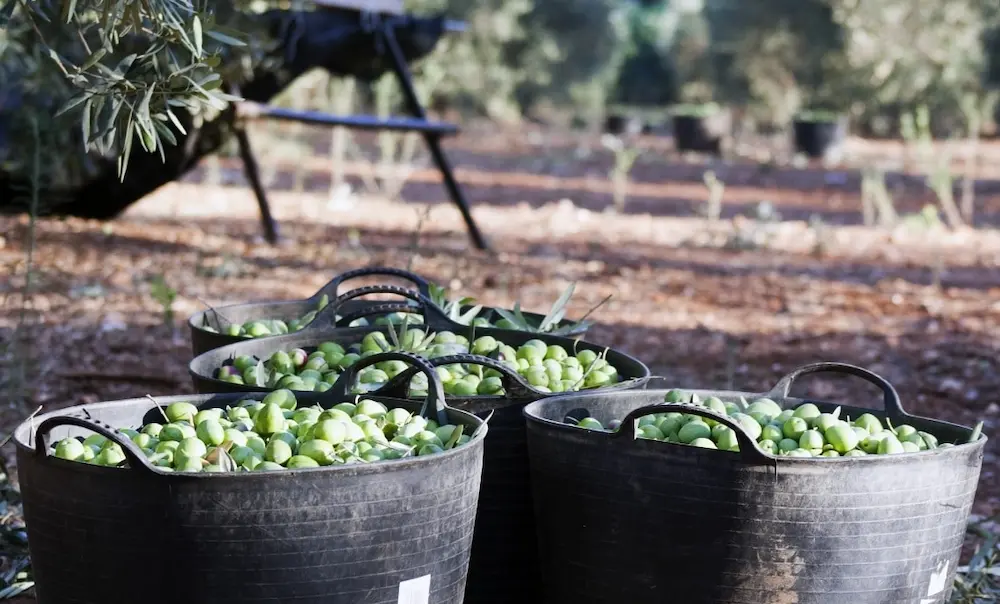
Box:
[604, 113, 645, 136]
[793, 116, 848, 159]
[671, 110, 730, 155]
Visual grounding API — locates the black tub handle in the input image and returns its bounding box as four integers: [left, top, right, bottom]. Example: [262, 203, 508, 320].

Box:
[332, 301, 422, 328]
[34, 414, 162, 475]
[380, 353, 541, 400]
[333, 302, 428, 328]
[312, 266, 432, 300]
[304, 284, 425, 330]
[766, 362, 907, 419]
[610, 403, 776, 465]
[328, 350, 449, 425]
[313, 285, 458, 331]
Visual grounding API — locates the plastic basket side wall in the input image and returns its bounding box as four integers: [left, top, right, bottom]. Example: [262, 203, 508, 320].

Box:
[526, 423, 981, 604]
[19, 433, 483, 604]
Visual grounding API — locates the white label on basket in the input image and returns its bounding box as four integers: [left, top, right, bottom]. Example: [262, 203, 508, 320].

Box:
[398, 574, 431, 604]
[919, 559, 950, 603]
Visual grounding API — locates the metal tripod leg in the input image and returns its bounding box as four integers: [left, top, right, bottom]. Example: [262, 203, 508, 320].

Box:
[380, 22, 490, 251]
[233, 125, 280, 244]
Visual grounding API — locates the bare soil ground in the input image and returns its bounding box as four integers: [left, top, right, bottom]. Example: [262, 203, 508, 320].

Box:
[2, 126, 1000, 600]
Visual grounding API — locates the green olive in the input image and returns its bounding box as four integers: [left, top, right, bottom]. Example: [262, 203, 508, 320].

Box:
[196, 418, 225, 446]
[54, 438, 87, 461]
[254, 403, 286, 436]
[165, 402, 198, 424]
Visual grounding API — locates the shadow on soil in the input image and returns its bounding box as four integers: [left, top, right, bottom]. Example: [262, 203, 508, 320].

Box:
[22, 218, 1000, 294]
[190, 143, 1000, 227]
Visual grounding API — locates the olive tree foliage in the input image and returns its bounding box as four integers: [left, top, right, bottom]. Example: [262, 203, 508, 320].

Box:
[402, 0, 533, 121]
[831, 0, 1000, 128]
[613, 0, 711, 108]
[513, 0, 630, 125]
[402, 0, 629, 124]
[702, 0, 1000, 128]
[704, 0, 846, 125]
[0, 0, 281, 190]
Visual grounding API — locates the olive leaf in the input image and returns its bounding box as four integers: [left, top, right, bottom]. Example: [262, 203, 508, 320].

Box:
[427, 283, 450, 308]
[192, 14, 203, 57]
[9, 0, 260, 180]
[969, 420, 984, 444]
[537, 283, 576, 332]
[471, 410, 494, 439]
[146, 451, 170, 467]
[432, 293, 483, 326]
[211, 445, 238, 472]
[953, 527, 1000, 601]
[0, 0, 15, 27]
[491, 284, 599, 334]
[204, 28, 248, 47]
[731, 396, 749, 412]
[400, 310, 415, 337]
[456, 302, 484, 325]
[386, 319, 401, 349]
[967, 529, 998, 572]
[387, 441, 416, 457]
[487, 344, 504, 362]
[253, 361, 271, 388]
[417, 330, 442, 355]
[492, 307, 522, 328]
[513, 302, 528, 326]
[554, 293, 612, 336]
[445, 424, 464, 449]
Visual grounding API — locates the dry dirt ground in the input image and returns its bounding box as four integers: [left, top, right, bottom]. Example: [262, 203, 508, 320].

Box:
[2, 128, 1000, 599]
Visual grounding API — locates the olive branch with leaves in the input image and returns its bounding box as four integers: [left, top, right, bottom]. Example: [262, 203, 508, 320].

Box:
[0, 0, 281, 180]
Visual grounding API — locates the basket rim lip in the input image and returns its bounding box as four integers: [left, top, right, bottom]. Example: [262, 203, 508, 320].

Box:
[14, 392, 488, 480]
[521, 388, 987, 463]
[186, 329, 652, 402]
[190, 372, 651, 404]
[187, 301, 588, 335]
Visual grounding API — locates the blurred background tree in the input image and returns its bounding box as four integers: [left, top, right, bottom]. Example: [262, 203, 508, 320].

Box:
[611, 0, 703, 108]
[4, 0, 1000, 198]
[705, 0, 846, 127]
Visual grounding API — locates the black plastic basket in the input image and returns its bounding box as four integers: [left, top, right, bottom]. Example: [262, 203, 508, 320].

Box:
[523, 362, 986, 604]
[188, 285, 652, 604]
[671, 109, 730, 155]
[380, 353, 612, 604]
[188, 266, 433, 356]
[793, 116, 848, 159]
[188, 266, 589, 356]
[15, 352, 487, 604]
